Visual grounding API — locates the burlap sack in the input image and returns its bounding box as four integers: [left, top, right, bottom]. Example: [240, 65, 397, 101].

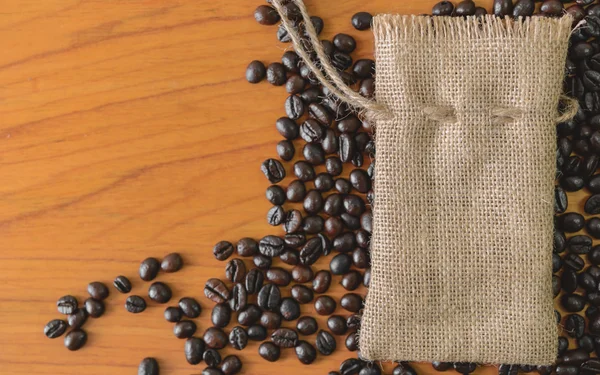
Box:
[360, 15, 572, 365]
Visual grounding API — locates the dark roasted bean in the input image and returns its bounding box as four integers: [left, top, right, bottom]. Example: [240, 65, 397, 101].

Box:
[113, 275, 132, 293]
[540, 0, 564, 16]
[248, 324, 267, 341]
[432, 1, 454, 16]
[291, 265, 313, 283]
[260, 311, 282, 329]
[286, 180, 306, 203]
[237, 237, 258, 257]
[285, 94, 305, 120]
[350, 169, 371, 193]
[254, 5, 280, 25]
[297, 316, 318, 335]
[340, 293, 363, 313]
[313, 270, 332, 293]
[280, 297, 301, 321]
[309, 103, 332, 126]
[363, 268, 371, 287]
[564, 253, 585, 271]
[68, 309, 87, 329]
[259, 342, 280, 362]
[341, 358, 364, 375]
[334, 232, 357, 253]
[330, 253, 352, 275]
[204, 278, 231, 304]
[286, 75, 306, 95]
[453, 363, 476, 375]
[324, 194, 344, 216]
[138, 358, 159, 375]
[266, 267, 292, 286]
[322, 129, 339, 155]
[174, 320, 197, 339]
[512, 0, 534, 17]
[562, 268, 578, 293]
[327, 315, 348, 335]
[294, 160, 316, 181]
[253, 254, 272, 270]
[259, 235, 285, 257]
[84, 298, 105, 318]
[352, 59, 374, 78]
[558, 213, 585, 232]
[568, 235, 592, 254]
[326, 157, 343, 176]
[346, 332, 359, 352]
[555, 231, 567, 253]
[325, 217, 344, 238]
[87, 282, 109, 301]
[562, 348, 590, 366]
[553, 253, 562, 273]
[277, 140, 295, 161]
[303, 143, 325, 165]
[148, 282, 172, 304]
[493, 0, 512, 17]
[125, 295, 146, 313]
[271, 328, 299, 348]
[578, 335, 595, 353]
[237, 304, 261, 326]
[64, 329, 87, 351]
[351, 12, 372, 30]
[204, 327, 228, 349]
[266, 62, 286, 86]
[185, 337, 206, 365]
[315, 295, 337, 315]
[588, 218, 600, 238]
[335, 178, 352, 194]
[300, 237, 323, 265]
[229, 326, 248, 350]
[314, 173, 335, 192]
[245, 268, 264, 295]
[291, 284, 314, 304]
[57, 295, 78, 315]
[555, 366, 578, 375]
[280, 248, 300, 265]
[316, 330, 336, 355]
[276, 117, 299, 140]
[341, 271, 362, 291]
[339, 133, 356, 163]
[246, 60, 267, 83]
[258, 283, 281, 311]
[562, 294, 586, 312]
[164, 306, 183, 322]
[225, 259, 246, 283]
[139, 257, 160, 281]
[221, 355, 242, 375]
[261, 159, 286, 183]
[295, 340, 317, 365]
[213, 241, 234, 261]
[203, 349, 221, 367]
[161, 253, 183, 273]
[300, 119, 324, 144]
[555, 186, 568, 214]
[44, 319, 67, 339]
[211, 303, 231, 328]
[228, 283, 247, 312]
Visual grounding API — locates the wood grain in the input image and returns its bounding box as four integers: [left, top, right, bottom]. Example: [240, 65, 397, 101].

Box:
[0, 0, 573, 374]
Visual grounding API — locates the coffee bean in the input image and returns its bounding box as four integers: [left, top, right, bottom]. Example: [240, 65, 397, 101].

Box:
[330, 253, 352, 275]
[309, 103, 332, 126]
[285, 94, 305, 120]
[562, 268, 578, 293]
[203, 349, 222, 367]
[432, 1, 454, 15]
[346, 332, 359, 351]
[286, 180, 306, 202]
[229, 283, 247, 312]
[300, 237, 323, 265]
[555, 366, 578, 375]
[296, 316, 318, 335]
[138, 357, 159, 375]
[337, 116, 362, 134]
[270, 328, 299, 348]
[235, 238, 257, 258]
[44, 319, 67, 339]
[68, 309, 87, 329]
[261, 159, 286, 183]
[344, 195, 365, 217]
[221, 355, 242, 375]
[213, 241, 234, 261]
[161, 252, 183, 273]
[341, 358, 364, 375]
[313, 270, 332, 294]
[565, 253, 585, 271]
[260, 311, 282, 329]
[325, 315, 347, 335]
[266, 63, 287, 86]
[253, 254, 272, 270]
[258, 283, 281, 311]
[280, 297, 301, 321]
[315, 295, 336, 315]
[555, 231, 567, 253]
[184, 337, 205, 365]
[291, 265, 314, 283]
[139, 257, 160, 281]
[351, 12, 372, 30]
[247, 324, 267, 341]
[125, 295, 146, 313]
[57, 295, 78, 315]
[237, 304, 261, 326]
[300, 119, 325, 144]
[303, 190, 323, 214]
[331, 51, 353, 71]
[326, 157, 343, 176]
[562, 294, 586, 312]
[364, 268, 371, 287]
[303, 143, 325, 165]
[339, 133, 357, 163]
[178, 297, 201, 319]
[164, 306, 183, 322]
[562, 348, 590, 366]
[258, 235, 284, 257]
[341, 271, 363, 291]
[259, 342, 281, 362]
[578, 335, 595, 353]
[493, 0, 512, 17]
[591, 246, 600, 265]
[314, 173, 335, 193]
[211, 303, 231, 328]
[333, 232, 357, 253]
[588, 218, 600, 238]
[295, 341, 317, 365]
[113, 275, 132, 293]
[174, 320, 197, 339]
[333, 33, 356, 53]
[277, 140, 295, 161]
[245, 269, 264, 295]
[64, 329, 87, 351]
[558, 213, 585, 232]
[325, 217, 344, 237]
[225, 259, 246, 283]
[569, 235, 593, 255]
[204, 327, 228, 349]
[281, 50, 300, 73]
[286, 75, 306, 95]
[84, 298, 105, 318]
[565, 314, 586, 338]
[148, 282, 172, 304]
[291, 284, 314, 304]
[322, 129, 339, 155]
[204, 279, 231, 304]
[454, 0, 476, 16]
[85, 281, 109, 301]
[228, 326, 248, 351]
[276, 117, 299, 140]
[324, 194, 344, 216]
[246, 60, 267, 83]
[349, 169, 371, 193]
[555, 187, 568, 214]
[512, 0, 535, 17]
[266, 267, 291, 286]
[582, 359, 600, 373]
[316, 330, 336, 355]
[340, 293, 363, 313]
[540, 0, 564, 15]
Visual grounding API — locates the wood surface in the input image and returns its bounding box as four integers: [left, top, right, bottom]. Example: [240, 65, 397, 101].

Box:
[0, 0, 574, 374]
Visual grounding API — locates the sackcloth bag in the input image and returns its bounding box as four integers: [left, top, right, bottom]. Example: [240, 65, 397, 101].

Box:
[271, 0, 576, 365]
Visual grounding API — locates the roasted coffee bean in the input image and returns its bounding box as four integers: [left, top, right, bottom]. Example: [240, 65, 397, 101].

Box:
[493, 0, 512, 17]
[64, 329, 87, 351]
[512, 0, 535, 17]
[339, 133, 357, 163]
[590, 175, 600, 193]
[553, 253, 563, 273]
[588, 218, 600, 238]
[204, 279, 231, 304]
[335, 178, 352, 194]
[555, 231, 567, 253]
[113, 275, 132, 293]
[309, 103, 332, 126]
[316, 330, 336, 355]
[322, 129, 339, 154]
[304, 215, 324, 233]
[313, 270, 332, 293]
[159, 253, 182, 273]
[555, 366, 578, 375]
[352, 248, 370, 269]
[325, 217, 344, 238]
[337, 116, 362, 134]
[324, 194, 344, 216]
[342, 214, 361, 232]
[271, 327, 299, 348]
[280, 297, 301, 321]
[346, 314, 362, 330]
[285, 94, 305, 120]
[84, 298, 105, 318]
[125, 295, 146, 313]
[280, 248, 300, 265]
[225, 259, 246, 283]
[246, 60, 267, 83]
[562, 268, 578, 293]
[221, 355, 242, 375]
[211, 303, 231, 328]
[326, 315, 348, 335]
[352, 59, 374, 79]
[565, 314, 586, 338]
[247, 324, 268, 341]
[295, 340, 317, 365]
[351, 12, 372, 30]
[351, 152, 364, 167]
[330, 254, 352, 275]
[245, 268, 264, 295]
[562, 348, 590, 366]
[581, 359, 600, 373]
[562, 294, 586, 312]
[276, 117, 299, 141]
[453, 363, 476, 374]
[315, 295, 337, 315]
[139, 257, 160, 281]
[148, 282, 172, 304]
[297, 316, 318, 335]
[235, 238, 257, 257]
[266, 267, 292, 286]
[203, 349, 222, 367]
[364, 268, 371, 287]
[331, 51, 353, 71]
[340, 293, 363, 313]
[258, 235, 285, 257]
[344, 195, 365, 217]
[541, 0, 565, 16]
[578, 335, 595, 353]
[214, 241, 234, 261]
[174, 320, 197, 339]
[291, 284, 314, 304]
[266, 63, 286, 86]
[333, 232, 357, 253]
[261, 159, 286, 183]
[164, 306, 183, 322]
[346, 332, 359, 351]
[259, 342, 281, 362]
[184, 337, 206, 365]
[333, 33, 356, 53]
[204, 327, 228, 349]
[326, 157, 343, 176]
[568, 235, 593, 254]
[291, 265, 313, 283]
[432, 1, 454, 15]
[253, 254, 272, 270]
[228, 326, 248, 351]
[277, 140, 295, 161]
[341, 358, 364, 375]
[300, 87, 320, 105]
[258, 283, 281, 311]
[341, 271, 362, 291]
[304, 190, 323, 213]
[138, 357, 159, 375]
[591, 246, 600, 265]
[44, 319, 67, 339]
[229, 283, 247, 312]
[300, 119, 324, 144]
[86, 281, 109, 301]
[349, 169, 371, 193]
[266, 186, 286, 207]
[300, 237, 323, 265]
[586, 194, 600, 215]
[57, 295, 78, 315]
[286, 75, 306, 95]
[314, 173, 335, 192]
[558, 336, 570, 356]
[558, 213, 585, 233]
[454, 0, 476, 16]
[295, 161, 317, 182]
[68, 309, 88, 328]
[254, 5, 279, 25]
[555, 187, 568, 214]
[564, 253, 585, 271]
[286, 180, 306, 203]
[589, 265, 600, 279]
[260, 311, 282, 329]
[585, 71, 600, 93]
[237, 304, 261, 326]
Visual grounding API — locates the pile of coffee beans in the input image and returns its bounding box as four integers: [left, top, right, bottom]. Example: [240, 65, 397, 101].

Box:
[42, 0, 600, 374]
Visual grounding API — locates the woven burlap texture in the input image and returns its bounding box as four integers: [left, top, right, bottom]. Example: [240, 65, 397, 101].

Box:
[359, 15, 572, 365]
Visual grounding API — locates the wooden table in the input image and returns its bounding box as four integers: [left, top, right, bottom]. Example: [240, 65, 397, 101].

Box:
[0, 0, 570, 374]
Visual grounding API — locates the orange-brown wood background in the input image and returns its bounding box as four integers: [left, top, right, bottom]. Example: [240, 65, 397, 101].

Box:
[0, 0, 578, 374]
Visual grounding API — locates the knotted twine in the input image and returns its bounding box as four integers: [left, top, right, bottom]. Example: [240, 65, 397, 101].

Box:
[273, 0, 575, 365]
